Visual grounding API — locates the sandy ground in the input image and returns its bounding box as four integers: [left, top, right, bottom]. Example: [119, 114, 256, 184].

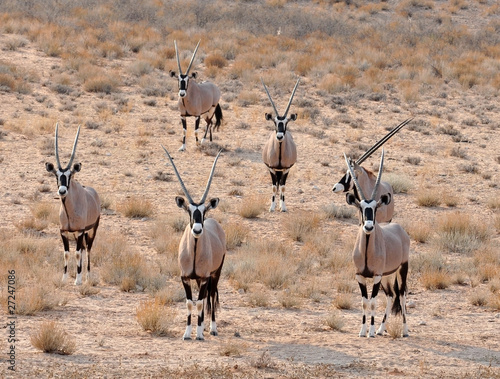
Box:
[0, 30, 499, 379]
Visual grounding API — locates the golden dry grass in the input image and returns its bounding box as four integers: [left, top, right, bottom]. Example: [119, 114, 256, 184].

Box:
[136, 298, 176, 336]
[30, 321, 76, 355]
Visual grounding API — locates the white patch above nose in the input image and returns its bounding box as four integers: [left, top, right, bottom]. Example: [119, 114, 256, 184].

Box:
[276, 132, 284, 140]
[363, 221, 374, 234]
[179, 90, 186, 97]
[58, 186, 68, 196]
[191, 223, 203, 237]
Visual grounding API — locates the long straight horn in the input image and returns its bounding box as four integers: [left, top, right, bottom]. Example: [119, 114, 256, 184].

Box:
[283, 78, 300, 118]
[200, 149, 223, 204]
[261, 79, 279, 117]
[174, 40, 182, 75]
[185, 40, 201, 75]
[344, 153, 366, 201]
[161, 145, 194, 204]
[54, 123, 62, 169]
[370, 148, 385, 201]
[356, 118, 412, 165]
[65, 125, 80, 171]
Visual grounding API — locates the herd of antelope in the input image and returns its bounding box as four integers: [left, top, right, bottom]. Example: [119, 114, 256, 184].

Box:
[44, 40, 414, 340]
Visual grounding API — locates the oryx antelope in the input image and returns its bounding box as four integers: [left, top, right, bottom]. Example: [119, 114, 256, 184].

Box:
[170, 40, 223, 151]
[262, 78, 299, 212]
[344, 149, 410, 338]
[161, 146, 226, 340]
[332, 118, 412, 223]
[45, 124, 101, 285]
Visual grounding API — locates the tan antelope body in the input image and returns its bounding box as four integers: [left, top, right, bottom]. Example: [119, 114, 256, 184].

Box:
[170, 41, 223, 151]
[333, 119, 412, 223]
[162, 146, 226, 340]
[344, 150, 410, 338]
[46, 124, 100, 285]
[262, 79, 300, 212]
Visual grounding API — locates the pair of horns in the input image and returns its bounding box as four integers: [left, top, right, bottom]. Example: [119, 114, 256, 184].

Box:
[261, 78, 300, 119]
[55, 123, 80, 171]
[161, 146, 222, 205]
[174, 40, 200, 76]
[344, 149, 385, 202]
[355, 118, 412, 165]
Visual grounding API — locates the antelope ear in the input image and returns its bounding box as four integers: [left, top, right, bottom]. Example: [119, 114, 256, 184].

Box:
[175, 196, 188, 210]
[45, 162, 55, 173]
[265, 113, 273, 121]
[346, 193, 357, 205]
[191, 72, 197, 79]
[169, 70, 177, 77]
[379, 193, 392, 206]
[207, 198, 219, 210]
[73, 163, 82, 172]
[289, 113, 297, 121]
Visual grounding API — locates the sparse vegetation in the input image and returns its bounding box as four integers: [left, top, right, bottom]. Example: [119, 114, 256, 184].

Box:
[136, 299, 175, 336]
[31, 321, 76, 355]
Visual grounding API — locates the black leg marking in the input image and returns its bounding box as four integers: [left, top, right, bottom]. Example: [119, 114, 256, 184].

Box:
[371, 281, 381, 299]
[61, 233, 69, 274]
[181, 118, 187, 145]
[358, 282, 368, 299]
[195, 116, 200, 143]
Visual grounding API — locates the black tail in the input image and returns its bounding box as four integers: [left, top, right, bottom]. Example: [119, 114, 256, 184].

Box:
[391, 277, 402, 315]
[214, 103, 223, 131]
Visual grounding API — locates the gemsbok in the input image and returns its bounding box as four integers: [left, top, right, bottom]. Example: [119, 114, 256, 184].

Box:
[344, 149, 410, 338]
[161, 146, 226, 340]
[333, 118, 412, 223]
[45, 124, 100, 285]
[262, 78, 299, 212]
[169, 40, 223, 151]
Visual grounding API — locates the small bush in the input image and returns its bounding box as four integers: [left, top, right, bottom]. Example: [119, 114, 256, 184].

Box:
[205, 53, 227, 69]
[118, 197, 154, 218]
[421, 269, 450, 290]
[384, 173, 412, 194]
[324, 203, 356, 220]
[283, 211, 321, 242]
[225, 221, 248, 250]
[334, 293, 353, 310]
[239, 196, 266, 219]
[31, 321, 76, 355]
[435, 212, 489, 255]
[416, 189, 441, 207]
[136, 299, 175, 336]
[325, 311, 345, 331]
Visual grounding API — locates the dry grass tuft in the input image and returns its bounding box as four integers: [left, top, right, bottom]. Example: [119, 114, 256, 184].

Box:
[420, 269, 451, 290]
[238, 195, 267, 219]
[136, 298, 176, 336]
[118, 196, 154, 218]
[224, 221, 248, 250]
[283, 211, 321, 242]
[416, 188, 441, 207]
[435, 212, 489, 255]
[386, 316, 403, 339]
[334, 293, 353, 310]
[405, 220, 433, 243]
[325, 311, 345, 331]
[219, 341, 245, 357]
[31, 321, 76, 355]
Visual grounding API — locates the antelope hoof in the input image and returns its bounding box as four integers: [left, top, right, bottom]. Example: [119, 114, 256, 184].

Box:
[178, 145, 186, 152]
[210, 330, 218, 336]
[196, 336, 205, 341]
[182, 336, 192, 341]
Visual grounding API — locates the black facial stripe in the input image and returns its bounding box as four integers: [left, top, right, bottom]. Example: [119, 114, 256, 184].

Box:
[364, 207, 374, 222]
[192, 208, 203, 226]
[58, 171, 71, 188]
[179, 75, 188, 90]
